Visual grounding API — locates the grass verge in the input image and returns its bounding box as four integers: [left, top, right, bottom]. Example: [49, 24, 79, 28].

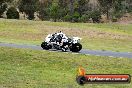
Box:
[0, 47, 132, 88]
[0, 19, 132, 52]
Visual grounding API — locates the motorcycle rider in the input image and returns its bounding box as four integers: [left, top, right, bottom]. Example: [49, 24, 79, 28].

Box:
[61, 34, 69, 51]
[50, 31, 69, 51]
[57, 31, 69, 51]
[55, 31, 63, 45]
[50, 31, 63, 42]
[50, 32, 57, 42]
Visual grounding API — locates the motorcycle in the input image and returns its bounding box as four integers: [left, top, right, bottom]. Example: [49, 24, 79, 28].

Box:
[41, 33, 82, 52]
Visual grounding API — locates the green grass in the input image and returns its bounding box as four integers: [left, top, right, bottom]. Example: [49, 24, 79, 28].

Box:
[44, 22, 132, 35]
[0, 19, 132, 88]
[0, 47, 132, 88]
[0, 19, 132, 52]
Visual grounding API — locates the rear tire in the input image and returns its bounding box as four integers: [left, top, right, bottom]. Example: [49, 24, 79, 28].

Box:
[41, 42, 52, 50]
[70, 43, 82, 52]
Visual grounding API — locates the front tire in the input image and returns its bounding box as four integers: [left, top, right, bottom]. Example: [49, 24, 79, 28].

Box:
[70, 43, 82, 52]
[41, 42, 52, 50]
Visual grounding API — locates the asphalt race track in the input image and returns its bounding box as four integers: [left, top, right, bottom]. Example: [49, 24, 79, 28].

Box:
[0, 42, 132, 58]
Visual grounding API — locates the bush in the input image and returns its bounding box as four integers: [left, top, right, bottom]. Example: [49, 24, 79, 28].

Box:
[6, 7, 19, 19]
[127, 6, 132, 13]
[72, 11, 80, 22]
[58, 8, 68, 20]
[90, 10, 101, 23]
[114, 12, 123, 19]
[38, 9, 47, 21]
[64, 14, 72, 22]
[111, 11, 124, 22]
[49, 4, 59, 22]
[112, 17, 118, 22]
[27, 13, 35, 20]
[79, 14, 90, 22]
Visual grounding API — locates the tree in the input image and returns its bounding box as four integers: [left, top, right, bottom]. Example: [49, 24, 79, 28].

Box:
[74, 0, 90, 22]
[0, 0, 12, 18]
[58, 0, 69, 20]
[38, 0, 52, 20]
[111, 0, 125, 19]
[90, 10, 101, 23]
[58, 0, 68, 8]
[98, 0, 113, 20]
[98, 0, 126, 20]
[125, 0, 132, 12]
[6, 7, 19, 19]
[69, 0, 74, 22]
[77, 0, 87, 16]
[49, 3, 60, 22]
[18, 0, 39, 20]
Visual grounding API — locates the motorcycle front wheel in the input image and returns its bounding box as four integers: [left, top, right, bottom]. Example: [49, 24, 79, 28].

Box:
[70, 43, 82, 52]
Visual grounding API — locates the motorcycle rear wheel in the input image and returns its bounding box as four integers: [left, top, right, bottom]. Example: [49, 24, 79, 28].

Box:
[41, 42, 52, 50]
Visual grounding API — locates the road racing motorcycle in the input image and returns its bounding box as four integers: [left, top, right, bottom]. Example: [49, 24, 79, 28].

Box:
[41, 32, 82, 52]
